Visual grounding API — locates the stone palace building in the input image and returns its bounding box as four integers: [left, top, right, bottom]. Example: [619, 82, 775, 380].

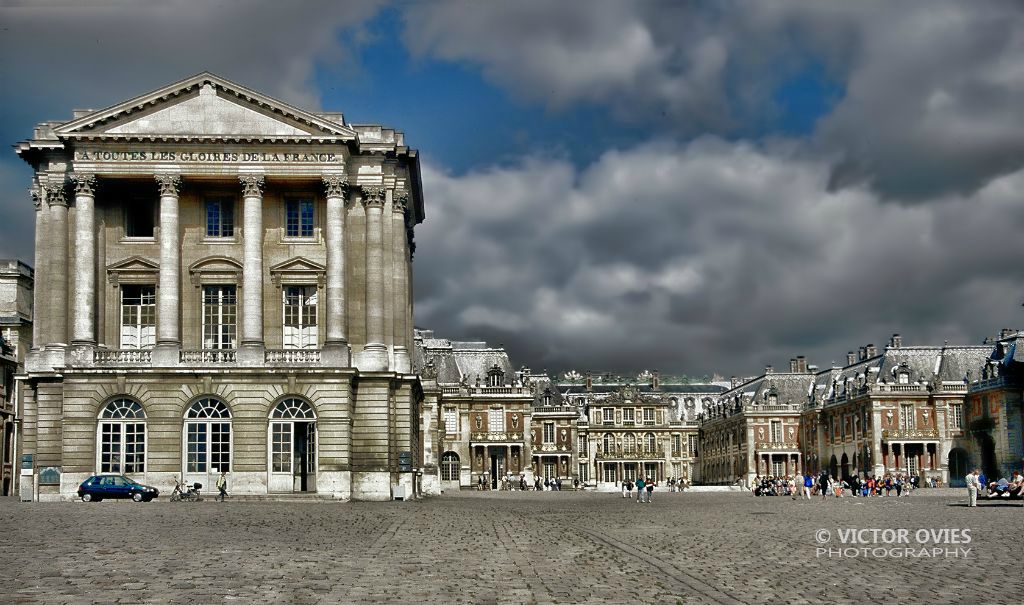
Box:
[15, 73, 424, 501]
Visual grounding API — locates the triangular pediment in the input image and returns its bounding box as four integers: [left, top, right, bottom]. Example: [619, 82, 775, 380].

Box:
[55, 72, 357, 141]
[269, 257, 327, 274]
[106, 255, 160, 273]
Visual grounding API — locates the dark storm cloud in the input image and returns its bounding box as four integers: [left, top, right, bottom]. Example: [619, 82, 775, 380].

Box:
[0, 0, 386, 260]
[413, 141, 1024, 376]
[402, 0, 1024, 200]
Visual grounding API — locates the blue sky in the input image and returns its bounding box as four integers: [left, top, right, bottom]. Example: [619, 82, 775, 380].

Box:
[1, 1, 1022, 376]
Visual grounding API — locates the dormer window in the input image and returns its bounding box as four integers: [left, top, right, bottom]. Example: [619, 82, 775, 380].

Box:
[897, 372, 910, 385]
[542, 393, 552, 406]
[767, 394, 778, 405]
[486, 363, 504, 387]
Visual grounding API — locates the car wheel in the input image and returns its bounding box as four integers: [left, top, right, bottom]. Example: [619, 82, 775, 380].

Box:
[132, 492, 143, 502]
[81, 493, 92, 502]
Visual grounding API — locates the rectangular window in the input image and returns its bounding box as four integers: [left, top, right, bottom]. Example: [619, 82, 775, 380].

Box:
[688, 435, 698, 457]
[578, 463, 588, 483]
[205, 197, 234, 238]
[285, 198, 315, 238]
[603, 465, 617, 483]
[900, 404, 915, 430]
[577, 435, 588, 456]
[602, 408, 614, 424]
[202, 285, 237, 349]
[672, 434, 681, 456]
[444, 407, 458, 434]
[643, 407, 655, 424]
[950, 404, 963, 430]
[120, 285, 156, 349]
[271, 422, 291, 473]
[488, 408, 504, 433]
[622, 408, 635, 423]
[125, 199, 155, 238]
[771, 421, 782, 442]
[283, 285, 318, 349]
[543, 422, 555, 444]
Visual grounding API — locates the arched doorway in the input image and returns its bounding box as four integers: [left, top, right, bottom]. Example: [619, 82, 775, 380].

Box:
[96, 398, 147, 475]
[829, 455, 838, 480]
[948, 448, 969, 487]
[975, 434, 997, 480]
[840, 453, 850, 481]
[268, 398, 317, 493]
[440, 452, 460, 484]
[182, 397, 232, 489]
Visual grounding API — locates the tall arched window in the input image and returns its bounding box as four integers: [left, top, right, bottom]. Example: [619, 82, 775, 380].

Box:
[97, 398, 146, 474]
[441, 452, 460, 481]
[602, 433, 614, 455]
[184, 398, 232, 474]
[623, 433, 636, 454]
[269, 398, 317, 492]
[645, 433, 657, 454]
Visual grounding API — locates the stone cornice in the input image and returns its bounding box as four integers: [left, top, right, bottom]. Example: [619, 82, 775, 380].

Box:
[239, 174, 265, 198]
[322, 174, 349, 199]
[155, 174, 181, 197]
[71, 173, 97, 197]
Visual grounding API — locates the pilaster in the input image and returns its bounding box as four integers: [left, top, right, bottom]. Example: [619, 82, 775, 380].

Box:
[358, 186, 388, 371]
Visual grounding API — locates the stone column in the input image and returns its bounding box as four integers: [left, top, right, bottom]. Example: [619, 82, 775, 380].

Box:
[238, 174, 265, 364]
[30, 188, 47, 349]
[391, 191, 411, 372]
[47, 178, 69, 346]
[359, 186, 388, 371]
[154, 174, 181, 364]
[322, 174, 350, 366]
[71, 173, 97, 346]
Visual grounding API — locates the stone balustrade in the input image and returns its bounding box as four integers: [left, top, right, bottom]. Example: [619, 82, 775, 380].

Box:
[180, 349, 237, 364]
[93, 349, 152, 364]
[265, 349, 321, 364]
[881, 428, 939, 440]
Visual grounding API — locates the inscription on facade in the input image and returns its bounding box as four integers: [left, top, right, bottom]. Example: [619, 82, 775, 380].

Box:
[74, 150, 340, 163]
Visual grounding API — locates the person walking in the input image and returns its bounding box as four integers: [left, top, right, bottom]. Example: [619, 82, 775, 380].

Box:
[965, 468, 981, 507]
[646, 478, 655, 503]
[216, 470, 228, 502]
[635, 477, 646, 503]
[818, 469, 829, 501]
[802, 473, 813, 500]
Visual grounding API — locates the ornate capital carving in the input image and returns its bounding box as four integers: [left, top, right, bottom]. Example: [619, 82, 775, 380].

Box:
[45, 179, 67, 207]
[71, 173, 97, 197]
[322, 174, 349, 199]
[30, 188, 42, 211]
[393, 191, 410, 213]
[239, 174, 265, 198]
[361, 186, 385, 207]
[155, 174, 182, 197]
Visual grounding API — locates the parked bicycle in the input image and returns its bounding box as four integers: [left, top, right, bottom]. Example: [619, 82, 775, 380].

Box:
[170, 480, 203, 502]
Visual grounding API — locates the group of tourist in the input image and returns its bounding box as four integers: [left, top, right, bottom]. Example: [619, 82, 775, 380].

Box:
[476, 474, 585, 491]
[966, 469, 1024, 506]
[751, 472, 923, 498]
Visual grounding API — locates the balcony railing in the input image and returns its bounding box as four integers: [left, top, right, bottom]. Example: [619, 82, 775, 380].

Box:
[265, 349, 321, 364]
[180, 349, 236, 364]
[93, 349, 152, 364]
[595, 448, 665, 460]
[756, 441, 800, 452]
[881, 428, 939, 440]
[469, 431, 524, 443]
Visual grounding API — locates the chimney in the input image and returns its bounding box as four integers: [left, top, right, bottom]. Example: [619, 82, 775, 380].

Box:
[866, 344, 877, 358]
[730, 376, 740, 388]
[807, 364, 819, 372]
[1000, 328, 1015, 339]
[858, 347, 866, 361]
[789, 358, 798, 373]
[890, 333, 902, 348]
[765, 365, 774, 375]
[797, 355, 807, 373]
[847, 351, 856, 366]
[652, 370, 660, 390]
[585, 370, 592, 392]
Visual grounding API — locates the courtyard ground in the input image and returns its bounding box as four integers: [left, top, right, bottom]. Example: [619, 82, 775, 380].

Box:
[0, 488, 1017, 604]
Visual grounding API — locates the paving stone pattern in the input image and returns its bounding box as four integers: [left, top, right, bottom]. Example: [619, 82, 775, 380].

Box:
[0, 489, 1016, 604]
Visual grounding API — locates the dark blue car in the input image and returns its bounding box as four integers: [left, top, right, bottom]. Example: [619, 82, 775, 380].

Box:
[77, 474, 159, 502]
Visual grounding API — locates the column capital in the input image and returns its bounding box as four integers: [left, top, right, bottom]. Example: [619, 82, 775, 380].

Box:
[393, 191, 410, 213]
[239, 174, 265, 198]
[30, 187, 43, 211]
[45, 178, 68, 207]
[71, 173, 97, 197]
[155, 174, 181, 197]
[322, 174, 349, 198]
[361, 185, 385, 207]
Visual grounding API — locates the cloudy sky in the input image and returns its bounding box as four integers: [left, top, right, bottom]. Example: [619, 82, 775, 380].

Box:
[1, 1, 1022, 378]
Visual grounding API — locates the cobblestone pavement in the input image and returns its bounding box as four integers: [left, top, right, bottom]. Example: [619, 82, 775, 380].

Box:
[0, 489, 1017, 604]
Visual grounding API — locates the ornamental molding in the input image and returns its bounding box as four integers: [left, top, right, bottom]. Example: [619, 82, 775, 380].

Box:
[155, 174, 181, 197]
[30, 188, 42, 211]
[106, 255, 160, 286]
[268, 256, 327, 288]
[393, 191, 410, 212]
[361, 186, 385, 207]
[239, 174, 265, 198]
[71, 173, 97, 197]
[45, 179, 67, 207]
[322, 174, 348, 198]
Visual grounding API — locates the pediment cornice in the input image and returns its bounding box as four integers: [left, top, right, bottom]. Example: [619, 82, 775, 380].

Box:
[53, 72, 358, 142]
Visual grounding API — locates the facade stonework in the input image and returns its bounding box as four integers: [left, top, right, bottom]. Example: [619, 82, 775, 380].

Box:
[15, 73, 425, 501]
